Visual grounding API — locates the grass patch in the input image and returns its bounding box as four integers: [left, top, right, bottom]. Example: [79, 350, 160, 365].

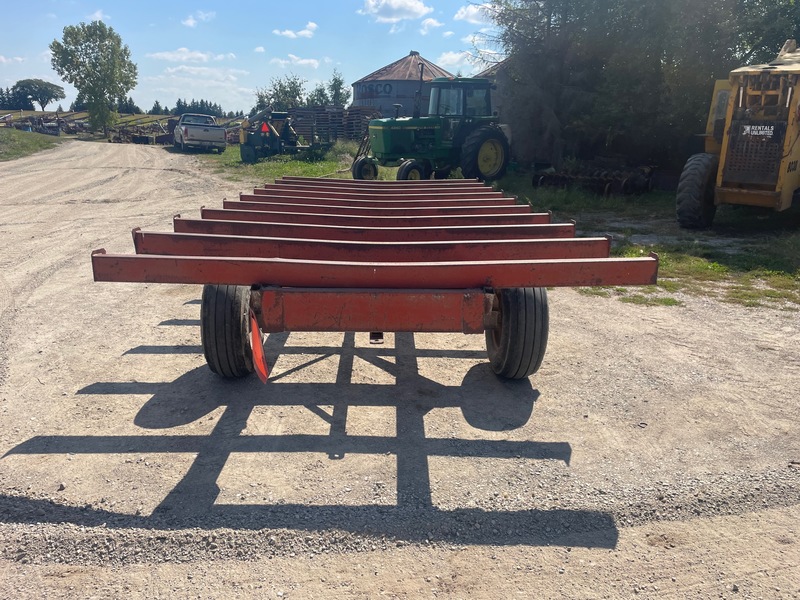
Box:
[0, 128, 65, 161]
[496, 172, 800, 308]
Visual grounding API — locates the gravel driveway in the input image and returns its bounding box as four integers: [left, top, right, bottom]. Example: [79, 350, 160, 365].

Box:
[0, 141, 798, 598]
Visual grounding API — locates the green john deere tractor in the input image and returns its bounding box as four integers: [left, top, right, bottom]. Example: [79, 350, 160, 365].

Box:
[352, 77, 510, 181]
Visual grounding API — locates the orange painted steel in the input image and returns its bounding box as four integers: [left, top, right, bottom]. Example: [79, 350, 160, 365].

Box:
[92, 252, 657, 289]
[91, 177, 658, 339]
[252, 187, 505, 201]
[172, 217, 576, 242]
[240, 192, 517, 208]
[256, 288, 493, 334]
[132, 230, 612, 262]
[200, 207, 552, 228]
[224, 199, 533, 216]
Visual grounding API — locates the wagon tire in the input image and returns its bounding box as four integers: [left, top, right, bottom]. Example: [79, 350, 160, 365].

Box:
[676, 153, 718, 229]
[460, 126, 510, 181]
[201, 284, 254, 378]
[485, 287, 549, 380]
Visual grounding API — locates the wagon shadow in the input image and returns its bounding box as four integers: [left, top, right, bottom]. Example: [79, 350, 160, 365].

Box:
[5, 332, 618, 549]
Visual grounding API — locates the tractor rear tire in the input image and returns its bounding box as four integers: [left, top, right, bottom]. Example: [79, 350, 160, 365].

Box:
[460, 126, 510, 181]
[201, 284, 254, 379]
[397, 159, 427, 180]
[485, 287, 549, 380]
[676, 153, 718, 229]
[240, 144, 257, 164]
[352, 156, 378, 180]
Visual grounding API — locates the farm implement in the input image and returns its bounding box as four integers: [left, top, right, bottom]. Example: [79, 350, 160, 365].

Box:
[91, 177, 658, 383]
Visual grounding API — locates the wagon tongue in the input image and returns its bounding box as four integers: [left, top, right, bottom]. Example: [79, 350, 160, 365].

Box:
[249, 310, 269, 384]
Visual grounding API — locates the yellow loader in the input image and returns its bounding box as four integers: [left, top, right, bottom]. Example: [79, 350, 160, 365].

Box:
[677, 40, 800, 228]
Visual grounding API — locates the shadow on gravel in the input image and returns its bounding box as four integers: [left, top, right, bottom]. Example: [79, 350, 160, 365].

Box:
[4, 332, 618, 549]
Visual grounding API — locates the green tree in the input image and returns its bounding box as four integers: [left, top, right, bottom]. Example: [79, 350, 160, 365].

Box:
[327, 69, 351, 106]
[50, 21, 138, 131]
[306, 83, 330, 107]
[148, 100, 164, 115]
[13, 79, 66, 111]
[253, 74, 306, 113]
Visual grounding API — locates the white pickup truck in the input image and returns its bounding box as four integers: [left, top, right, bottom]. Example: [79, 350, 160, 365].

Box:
[173, 113, 227, 153]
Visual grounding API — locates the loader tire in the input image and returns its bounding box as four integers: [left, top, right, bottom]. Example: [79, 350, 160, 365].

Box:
[460, 126, 510, 181]
[201, 284, 254, 379]
[485, 287, 549, 380]
[676, 153, 718, 229]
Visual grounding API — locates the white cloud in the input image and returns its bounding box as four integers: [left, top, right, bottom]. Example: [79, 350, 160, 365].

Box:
[254, 46, 265, 53]
[163, 65, 248, 82]
[147, 48, 235, 63]
[0, 55, 24, 64]
[358, 0, 433, 24]
[437, 50, 473, 71]
[273, 22, 318, 39]
[389, 23, 405, 34]
[419, 18, 442, 35]
[87, 9, 110, 21]
[454, 4, 493, 25]
[182, 10, 216, 28]
[461, 28, 493, 47]
[269, 54, 320, 69]
[443, 31, 454, 38]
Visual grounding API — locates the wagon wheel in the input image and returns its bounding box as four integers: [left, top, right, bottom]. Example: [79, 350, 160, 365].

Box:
[200, 284, 255, 378]
[485, 287, 549, 379]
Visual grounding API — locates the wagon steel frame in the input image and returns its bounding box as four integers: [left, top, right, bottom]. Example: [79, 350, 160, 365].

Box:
[92, 177, 658, 383]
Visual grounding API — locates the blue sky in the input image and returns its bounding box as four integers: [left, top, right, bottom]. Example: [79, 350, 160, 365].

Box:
[0, 1, 500, 113]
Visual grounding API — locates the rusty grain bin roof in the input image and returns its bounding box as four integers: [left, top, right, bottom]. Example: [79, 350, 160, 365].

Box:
[353, 50, 454, 84]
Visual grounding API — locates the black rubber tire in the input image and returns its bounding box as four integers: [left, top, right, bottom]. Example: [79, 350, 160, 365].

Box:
[676, 153, 718, 229]
[200, 284, 254, 378]
[396, 159, 427, 180]
[460, 126, 510, 181]
[352, 156, 379, 180]
[240, 144, 257, 164]
[485, 287, 549, 380]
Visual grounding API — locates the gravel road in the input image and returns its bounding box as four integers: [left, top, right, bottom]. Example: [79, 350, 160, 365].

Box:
[0, 142, 798, 598]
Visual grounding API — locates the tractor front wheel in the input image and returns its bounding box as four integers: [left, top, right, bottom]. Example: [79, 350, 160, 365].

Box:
[201, 284, 254, 379]
[397, 159, 428, 180]
[460, 126, 510, 181]
[485, 287, 549, 380]
[676, 153, 718, 229]
[352, 156, 378, 180]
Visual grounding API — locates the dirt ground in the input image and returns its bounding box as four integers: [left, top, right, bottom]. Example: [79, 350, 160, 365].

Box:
[0, 141, 798, 599]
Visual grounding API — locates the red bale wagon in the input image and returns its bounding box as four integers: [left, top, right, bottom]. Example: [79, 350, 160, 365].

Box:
[91, 177, 658, 383]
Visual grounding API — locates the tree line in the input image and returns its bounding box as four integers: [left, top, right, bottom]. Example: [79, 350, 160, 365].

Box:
[485, 0, 800, 168]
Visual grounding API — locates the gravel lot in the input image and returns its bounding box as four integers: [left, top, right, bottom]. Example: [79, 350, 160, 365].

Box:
[0, 142, 798, 598]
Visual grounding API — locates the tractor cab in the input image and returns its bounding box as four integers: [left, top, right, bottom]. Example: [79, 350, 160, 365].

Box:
[353, 77, 510, 181]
